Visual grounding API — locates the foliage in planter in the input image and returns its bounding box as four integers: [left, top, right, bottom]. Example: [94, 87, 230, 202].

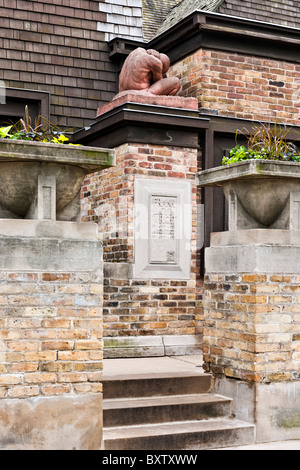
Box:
[0, 106, 80, 145]
[222, 122, 300, 165]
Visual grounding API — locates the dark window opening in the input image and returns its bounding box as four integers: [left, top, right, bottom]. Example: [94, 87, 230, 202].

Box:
[0, 88, 50, 129]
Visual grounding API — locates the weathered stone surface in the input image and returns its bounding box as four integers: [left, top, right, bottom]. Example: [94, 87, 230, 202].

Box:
[205, 242, 300, 274]
[0, 139, 115, 220]
[0, 235, 101, 272]
[104, 335, 202, 358]
[215, 378, 300, 443]
[197, 160, 300, 230]
[0, 395, 103, 450]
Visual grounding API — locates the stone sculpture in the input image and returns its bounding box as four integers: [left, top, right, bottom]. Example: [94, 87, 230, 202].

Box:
[118, 47, 181, 96]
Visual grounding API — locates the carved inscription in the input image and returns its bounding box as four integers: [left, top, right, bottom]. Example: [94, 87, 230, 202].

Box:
[149, 195, 177, 264]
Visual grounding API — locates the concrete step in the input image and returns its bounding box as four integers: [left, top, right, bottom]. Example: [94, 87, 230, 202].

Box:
[103, 372, 212, 399]
[103, 418, 256, 450]
[103, 393, 232, 427]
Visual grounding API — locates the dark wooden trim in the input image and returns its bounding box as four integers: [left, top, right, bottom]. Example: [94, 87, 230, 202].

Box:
[0, 88, 50, 124]
[108, 11, 300, 66]
[72, 102, 209, 148]
[206, 114, 300, 143]
[73, 106, 300, 276]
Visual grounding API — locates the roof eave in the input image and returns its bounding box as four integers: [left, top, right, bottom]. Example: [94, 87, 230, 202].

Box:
[108, 10, 300, 64]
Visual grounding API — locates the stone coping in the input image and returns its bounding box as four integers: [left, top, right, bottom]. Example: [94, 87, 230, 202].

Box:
[97, 91, 199, 116]
[0, 220, 98, 240]
[211, 229, 300, 246]
[0, 138, 115, 172]
[197, 160, 300, 187]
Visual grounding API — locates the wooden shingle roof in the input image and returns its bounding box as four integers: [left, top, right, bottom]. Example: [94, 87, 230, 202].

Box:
[153, 0, 224, 38]
[149, 0, 300, 40]
[218, 0, 300, 30]
[142, 0, 182, 42]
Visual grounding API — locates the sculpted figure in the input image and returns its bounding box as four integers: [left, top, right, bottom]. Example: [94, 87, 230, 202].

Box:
[118, 48, 181, 96]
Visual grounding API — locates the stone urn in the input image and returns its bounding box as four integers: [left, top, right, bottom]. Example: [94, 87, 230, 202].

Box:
[0, 139, 115, 221]
[197, 160, 300, 231]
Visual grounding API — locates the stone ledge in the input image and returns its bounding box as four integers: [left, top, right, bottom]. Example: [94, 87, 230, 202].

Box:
[103, 335, 202, 358]
[211, 229, 300, 247]
[0, 220, 98, 240]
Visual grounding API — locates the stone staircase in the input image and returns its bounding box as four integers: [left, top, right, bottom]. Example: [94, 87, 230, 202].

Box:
[103, 370, 255, 450]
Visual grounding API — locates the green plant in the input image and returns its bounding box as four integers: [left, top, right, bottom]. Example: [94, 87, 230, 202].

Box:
[0, 106, 80, 145]
[222, 122, 300, 165]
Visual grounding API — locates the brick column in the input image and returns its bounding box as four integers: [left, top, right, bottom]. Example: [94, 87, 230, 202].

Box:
[0, 221, 103, 450]
[203, 230, 300, 443]
[79, 94, 208, 357]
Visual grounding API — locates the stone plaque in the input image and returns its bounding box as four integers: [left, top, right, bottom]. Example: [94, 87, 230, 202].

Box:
[134, 178, 191, 279]
[149, 195, 178, 265]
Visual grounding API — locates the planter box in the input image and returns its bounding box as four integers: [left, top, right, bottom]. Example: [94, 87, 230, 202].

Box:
[0, 139, 115, 221]
[197, 160, 300, 230]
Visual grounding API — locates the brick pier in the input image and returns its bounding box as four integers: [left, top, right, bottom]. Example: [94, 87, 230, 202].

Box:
[203, 231, 300, 443]
[0, 221, 103, 450]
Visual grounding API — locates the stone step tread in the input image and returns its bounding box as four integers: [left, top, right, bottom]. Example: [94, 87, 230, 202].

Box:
[103, 393, 232, 410]
[103, 371, 209, 381]
[103, 418, 255, 450]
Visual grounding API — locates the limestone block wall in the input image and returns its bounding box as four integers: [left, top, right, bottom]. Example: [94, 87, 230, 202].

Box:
[169, 49, 300, 124]
[203, 273, 300, 382]
[82, 142, 203, 343]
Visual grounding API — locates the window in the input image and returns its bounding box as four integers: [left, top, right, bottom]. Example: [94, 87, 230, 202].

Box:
[0, 88, 50, 127]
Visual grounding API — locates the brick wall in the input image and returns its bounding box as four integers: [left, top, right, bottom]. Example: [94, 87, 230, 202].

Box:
[0, 0, 116, 129]
[0, 270, 103, 399]
[169, 49, 300, 124]
[82, 142, 203, 339]
[203, 273, 300, 383]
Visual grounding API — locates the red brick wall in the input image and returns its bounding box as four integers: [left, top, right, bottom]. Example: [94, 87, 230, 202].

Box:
[169, 49, 300, 124]
[82, 142, 203, 338]
[0, 0, 116, 129]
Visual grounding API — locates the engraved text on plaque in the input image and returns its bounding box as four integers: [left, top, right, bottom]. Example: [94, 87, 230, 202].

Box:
[149, 195, 178, 264]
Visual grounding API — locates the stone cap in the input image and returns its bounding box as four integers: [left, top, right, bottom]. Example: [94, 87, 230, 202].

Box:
[0, 138, 115, 172]
[197, 160, 300, 187]
[97, 91, 199, 116]
[211, 229, 300, 247]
